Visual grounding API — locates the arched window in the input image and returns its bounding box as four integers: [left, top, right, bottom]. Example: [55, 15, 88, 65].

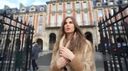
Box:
[49, 33, 56, 50]
[49, 33, 56, 43]
[85, 32, 93, 43]
[36, 38, 43, 50]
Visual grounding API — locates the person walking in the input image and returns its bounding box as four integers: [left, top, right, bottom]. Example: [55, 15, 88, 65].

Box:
[50, 16, 96, 71]
[32, 42, 41, 71]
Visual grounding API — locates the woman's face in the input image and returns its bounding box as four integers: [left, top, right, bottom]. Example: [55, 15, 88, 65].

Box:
[64, 18, 75, 34]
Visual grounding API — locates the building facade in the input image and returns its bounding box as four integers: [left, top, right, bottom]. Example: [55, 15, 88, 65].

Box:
[0, 0, 127, 51]
[46, 0, 97, 51]
[93, 0, 128, 49]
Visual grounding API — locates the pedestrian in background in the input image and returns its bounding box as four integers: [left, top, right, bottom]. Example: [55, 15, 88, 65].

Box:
[50, 16, 96, 71]
[32, 42, 41, 71]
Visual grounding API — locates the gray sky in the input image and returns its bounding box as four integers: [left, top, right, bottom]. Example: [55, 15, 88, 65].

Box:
[0, 0, 50, 9]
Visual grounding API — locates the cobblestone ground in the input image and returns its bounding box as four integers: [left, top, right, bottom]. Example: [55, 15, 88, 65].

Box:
[36, 51, 52, 71]
[37, 51, 104, 71]
[37, 66, 49, 71]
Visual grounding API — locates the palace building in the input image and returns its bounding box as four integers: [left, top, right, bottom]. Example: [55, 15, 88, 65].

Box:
[45, 0, 96, 50]
[0, 0, 127, 51]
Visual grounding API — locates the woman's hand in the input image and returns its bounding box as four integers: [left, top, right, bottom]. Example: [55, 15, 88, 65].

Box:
[56, 57, 68, 69]
[59, 47, 75, 62]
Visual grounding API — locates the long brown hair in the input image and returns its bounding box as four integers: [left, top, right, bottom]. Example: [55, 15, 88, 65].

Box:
[53, 16, 87, 53]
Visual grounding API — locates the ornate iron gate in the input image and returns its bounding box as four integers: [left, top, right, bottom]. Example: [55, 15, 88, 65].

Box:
[0, 12, 34, 71]
[98, 5, 128, 71]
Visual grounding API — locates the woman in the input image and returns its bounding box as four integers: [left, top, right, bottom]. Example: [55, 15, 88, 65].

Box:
[50, 16, 96, 71]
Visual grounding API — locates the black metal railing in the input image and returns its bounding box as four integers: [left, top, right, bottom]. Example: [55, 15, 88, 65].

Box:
[98, 5, 128, 71]
[0, 12, 34, 71]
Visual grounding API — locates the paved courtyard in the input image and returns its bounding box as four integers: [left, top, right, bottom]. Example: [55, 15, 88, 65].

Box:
[36, 51, 104, 71]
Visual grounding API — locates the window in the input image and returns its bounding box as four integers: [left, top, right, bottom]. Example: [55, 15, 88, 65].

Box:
[103, 0, 107, 3]
[6, 10, 11, 14]
[6, 18, 10, 24]
[84, 8, 88, 13]
[38, 26, 42, 33]
[67, 2, 71, 10]
[18, 16, 23, 22]
[83, 13, 89, 25]
[22, 8, 25, 11]
[38, 15, 43, 24]
[76, 9, 80, 13]
[20, 8, 26, 12]
[38, 15, 43, 33]
[98, 9, 103, 17]
[83, 1, 88, 13]
[66, 3, 72, 14]
[67, 10, 71, 14]
[28, 16, 33, 25]
[75, 2, 81, 13]
[17, 16, 23, 27]
[12, 10, 16, 13]
[40, 7, 44, 11]
[58, 4, 63, 14]
[57, 15, 62, 26]
[30, 6, 36, 12]
[52, 4, 56, 15]
[31, 8, 34, 10]
[110, 8, 114, 15]
[96, 3, 101, 6]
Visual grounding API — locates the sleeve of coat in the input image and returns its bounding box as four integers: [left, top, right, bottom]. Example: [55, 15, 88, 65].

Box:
[69, 40, 96, 71]
[49, 44, 61, 71]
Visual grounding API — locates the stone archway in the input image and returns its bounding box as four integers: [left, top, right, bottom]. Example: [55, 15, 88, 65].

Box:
[36, 38, 43, 50]
[85, 32, 93, 43]
[49, 33, 56, 50]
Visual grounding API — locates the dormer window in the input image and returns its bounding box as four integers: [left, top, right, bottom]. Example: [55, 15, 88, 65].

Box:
[31, 8, 34, 10]
[12, 10, 16, 13]
[20, 8, 26, 12]
[6, 9, 11, 14]
[30, 6, 35, 12]
[22, 9, 24, 11]
[40, 7, 44, 11]
[96, 2, 101, 6]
